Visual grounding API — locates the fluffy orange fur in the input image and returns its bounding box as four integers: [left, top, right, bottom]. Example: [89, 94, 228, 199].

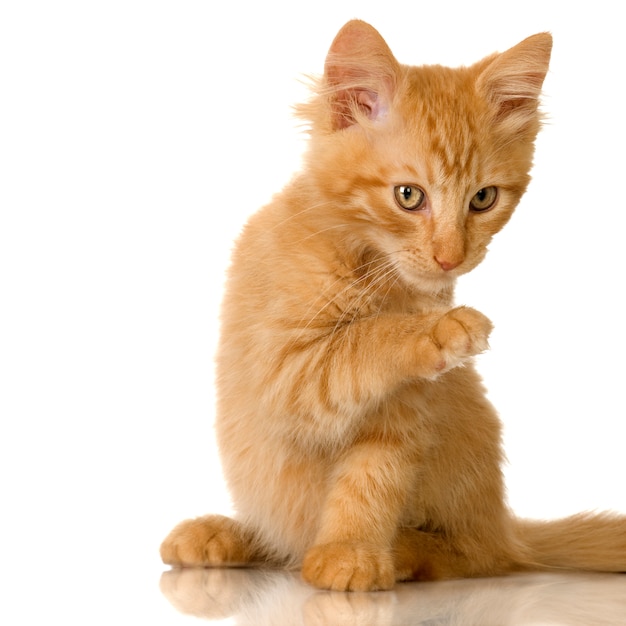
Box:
[161, 20, 626, 591]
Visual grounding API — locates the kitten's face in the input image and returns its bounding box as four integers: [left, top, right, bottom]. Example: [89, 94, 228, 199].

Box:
[336, 69, 533, 293]
[302, 21, 551, 294]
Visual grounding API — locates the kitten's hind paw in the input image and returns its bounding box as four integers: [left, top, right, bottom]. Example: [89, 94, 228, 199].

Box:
[301, 542, 395, 591]
[160, 514, 254, 567]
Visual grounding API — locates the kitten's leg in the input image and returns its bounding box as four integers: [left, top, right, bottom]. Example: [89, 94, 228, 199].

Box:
[392, 522, 521, 582]
[296, 306, 492, 425]
[160, 515, 259, 567]
[393, 528, 480, 581]
[301, 440, 415, 591]
[392, 371, 526, 582]
[300, 309, 494, 591]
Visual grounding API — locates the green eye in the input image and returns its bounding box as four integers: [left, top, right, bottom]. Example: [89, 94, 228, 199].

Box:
[394, 185, 426, 211]
[470, 186, 498, 212]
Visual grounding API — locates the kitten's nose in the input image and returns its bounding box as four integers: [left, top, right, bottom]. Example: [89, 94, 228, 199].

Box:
[435, 257, 462, 271]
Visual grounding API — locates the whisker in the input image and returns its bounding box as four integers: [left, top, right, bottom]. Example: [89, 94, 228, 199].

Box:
[285, 255, 396, 350]
[292, 224, 349, 245]
[323, 256, 402, 348]
[268, 199, 337, 233]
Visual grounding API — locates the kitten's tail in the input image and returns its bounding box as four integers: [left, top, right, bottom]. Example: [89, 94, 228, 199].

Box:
[515, 511, 626, 573]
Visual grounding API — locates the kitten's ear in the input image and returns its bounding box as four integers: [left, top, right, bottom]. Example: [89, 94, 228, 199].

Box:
[476, 33, 552, 129]
[324, 20, 400, 130]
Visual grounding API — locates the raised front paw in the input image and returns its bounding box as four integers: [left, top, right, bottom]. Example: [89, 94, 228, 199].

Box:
[160, 514, 253, 567]
[420, 306, 493, 378]
[301, 542, 395, 591]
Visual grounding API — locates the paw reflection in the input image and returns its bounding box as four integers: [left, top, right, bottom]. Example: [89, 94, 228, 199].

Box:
[303, 590, 395, 626]
[160, 568, 626, 625]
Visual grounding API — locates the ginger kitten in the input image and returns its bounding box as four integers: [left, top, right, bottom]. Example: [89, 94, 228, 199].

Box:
[161, 20, 626, 591]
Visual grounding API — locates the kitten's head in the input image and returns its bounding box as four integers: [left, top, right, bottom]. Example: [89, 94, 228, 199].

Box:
[297, 20, 552, 293]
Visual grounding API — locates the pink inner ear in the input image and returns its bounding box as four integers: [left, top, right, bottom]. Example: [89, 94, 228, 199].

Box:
[332, 87, 388, 130]
[356, 89, 382, 119]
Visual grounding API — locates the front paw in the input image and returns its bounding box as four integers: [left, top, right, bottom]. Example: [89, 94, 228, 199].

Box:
[301, 542, 395, 591]
[421, 306, 492, 377]
[160, 515, 251, 567]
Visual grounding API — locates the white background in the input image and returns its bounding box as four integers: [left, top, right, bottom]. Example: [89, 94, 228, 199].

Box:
[1, 1, 624, 623]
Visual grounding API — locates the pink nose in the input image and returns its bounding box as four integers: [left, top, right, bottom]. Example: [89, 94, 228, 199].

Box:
[436, 257, 462, 271]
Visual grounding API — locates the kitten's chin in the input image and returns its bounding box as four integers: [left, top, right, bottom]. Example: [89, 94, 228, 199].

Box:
[401, 269, 457, 295]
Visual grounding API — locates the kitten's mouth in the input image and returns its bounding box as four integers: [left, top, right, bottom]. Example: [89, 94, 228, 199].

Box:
[435, 265, 465, 280]
[401, 267, 457, 294]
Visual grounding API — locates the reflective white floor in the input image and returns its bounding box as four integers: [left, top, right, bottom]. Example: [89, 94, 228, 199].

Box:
[3, 4, 626, 625]
[160, 567, 626, 625]
[5, 549, 625, 626]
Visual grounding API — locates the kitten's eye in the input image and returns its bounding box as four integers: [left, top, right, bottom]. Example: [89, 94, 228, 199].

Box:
[470, 187, 498, 212]
[394, 185, 426, 211]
